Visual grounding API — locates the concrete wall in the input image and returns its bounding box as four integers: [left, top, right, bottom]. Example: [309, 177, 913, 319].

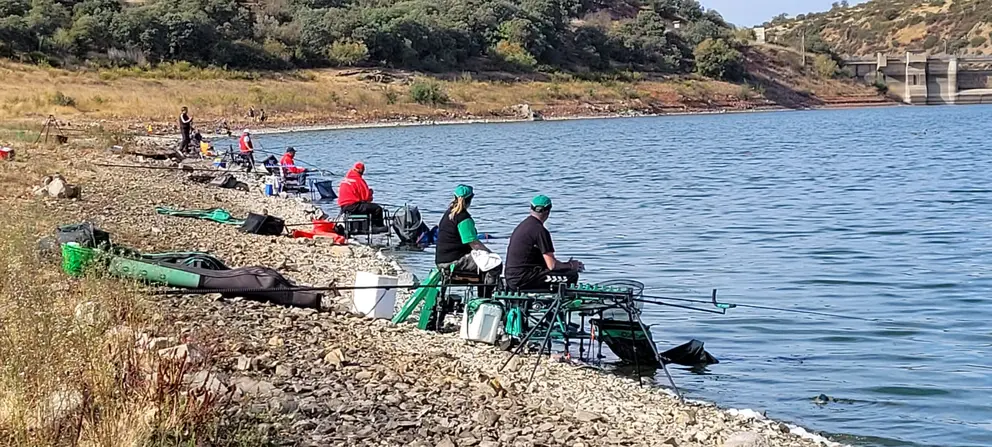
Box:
[843, 53, 992, 105]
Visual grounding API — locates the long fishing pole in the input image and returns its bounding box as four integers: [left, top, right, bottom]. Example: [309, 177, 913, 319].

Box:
[93, 162, 231, 173]
[636, 292, 876, 321]
[255, 142, 336, 176]
[153, 283, 498, 296]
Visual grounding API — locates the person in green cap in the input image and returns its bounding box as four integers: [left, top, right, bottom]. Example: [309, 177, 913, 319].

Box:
[504, 195, 584, 291]
[435, 184, 502, 297]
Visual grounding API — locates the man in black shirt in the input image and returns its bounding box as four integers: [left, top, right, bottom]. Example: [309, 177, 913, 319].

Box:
[504, 195, 584, 291]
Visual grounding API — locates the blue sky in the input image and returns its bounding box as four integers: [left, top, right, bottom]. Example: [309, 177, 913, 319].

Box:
[700, 0, 868, 26]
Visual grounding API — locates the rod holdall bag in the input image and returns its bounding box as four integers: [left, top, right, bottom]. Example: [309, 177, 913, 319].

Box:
[57, 222, 111, 248]
[239, 213, 285, 236]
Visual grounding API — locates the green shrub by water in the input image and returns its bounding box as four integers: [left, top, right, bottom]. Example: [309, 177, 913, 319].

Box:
[410, 79, 449, 106]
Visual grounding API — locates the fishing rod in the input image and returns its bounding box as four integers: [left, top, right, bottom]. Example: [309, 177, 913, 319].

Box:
[254, 142, 337, 176]
[153, 282, 498, 296]
[93, 162, 231, 173]
[635, 290, 876, 321]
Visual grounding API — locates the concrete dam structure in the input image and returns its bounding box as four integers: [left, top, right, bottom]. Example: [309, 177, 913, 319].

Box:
[844, 53, 992, 105]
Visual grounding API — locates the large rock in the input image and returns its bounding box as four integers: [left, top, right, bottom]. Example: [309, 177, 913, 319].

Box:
[44, 175, 81, 199]
[158, 344, 205, 366]
[34, 389, 83, 429]
[323, 348, 346, 368]
[73, 301, 109, 328]
[231, 376, 280, 398]
[722, 431, 771, 447]
[188, 370, 229, 397]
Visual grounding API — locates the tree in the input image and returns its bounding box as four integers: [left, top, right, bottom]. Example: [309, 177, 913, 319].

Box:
[611, 10, 691, 72]
[694, 38, 744, 81]
[813, 54, 837, 78]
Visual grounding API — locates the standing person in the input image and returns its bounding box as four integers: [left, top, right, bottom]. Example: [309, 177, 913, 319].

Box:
[435, 185, 502, 297]
[178, 107, 192, 154]
[337, 162, 385, 229]
[238, 129, 255, 171]
[259, 109, 267, 123]
[504, 195, 584, 291]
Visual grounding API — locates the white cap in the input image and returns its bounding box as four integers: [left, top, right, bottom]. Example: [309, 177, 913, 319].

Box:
[243, 129, 250, 134]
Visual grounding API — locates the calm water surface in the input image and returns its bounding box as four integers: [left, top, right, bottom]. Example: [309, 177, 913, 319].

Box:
[251, 106, 992, 447]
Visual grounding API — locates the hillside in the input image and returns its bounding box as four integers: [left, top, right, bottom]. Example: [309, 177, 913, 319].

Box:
[764, 0, 992, 57]
[0, 0, 738, 74]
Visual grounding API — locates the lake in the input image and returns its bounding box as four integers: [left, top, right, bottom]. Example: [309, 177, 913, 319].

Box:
[250, 106, 992, 447]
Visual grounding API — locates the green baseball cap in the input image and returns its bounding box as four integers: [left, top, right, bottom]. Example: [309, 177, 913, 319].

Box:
[454, 184, 474, 198]
[530, 195, 553, 211]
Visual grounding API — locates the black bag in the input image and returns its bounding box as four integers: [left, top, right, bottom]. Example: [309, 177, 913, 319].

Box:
[209, 174, 238, 189]
[56, 222, 111, 248]
[392, 205, 428, 245]
[239, 213, 285, 236]
[262, 155, 280, 175]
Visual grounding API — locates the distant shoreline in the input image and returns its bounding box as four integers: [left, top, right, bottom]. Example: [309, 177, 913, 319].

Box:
[211, 101, 899, 139]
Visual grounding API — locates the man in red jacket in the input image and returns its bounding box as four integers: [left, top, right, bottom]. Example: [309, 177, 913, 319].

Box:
[338, 162, 385, 228]
[279, 147, 306, 174]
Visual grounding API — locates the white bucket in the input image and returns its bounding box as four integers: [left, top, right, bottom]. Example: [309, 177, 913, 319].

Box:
[351, 271, 398, 319]
[465, 303, 503, 345]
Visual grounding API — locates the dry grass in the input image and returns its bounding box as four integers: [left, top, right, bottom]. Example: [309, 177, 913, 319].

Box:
[0, 54, 883, 131]
[0, 135, 262, 447]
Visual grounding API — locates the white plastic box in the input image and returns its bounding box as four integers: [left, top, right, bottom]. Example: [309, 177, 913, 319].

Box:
[462, 303, 503, 344]
[351, 271, 398, 319]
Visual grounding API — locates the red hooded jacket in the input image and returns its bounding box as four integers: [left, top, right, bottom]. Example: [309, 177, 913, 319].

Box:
[338, 168, 373, 207]
[279, 153, 305, 174]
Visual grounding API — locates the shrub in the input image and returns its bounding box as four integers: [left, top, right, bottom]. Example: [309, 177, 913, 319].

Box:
[493, 41, 537, 71]
[693, 38, 745, 81]
[873, 77, 888, 94]
[813, 54, 838, 78]
[409, 78, 448, 106]
[382, 88, 400, 105]
[326, 39, 369, 67]
[970, 36, 987, 47]
[49, 91, 76, 107]
[923, 35, 940, 50]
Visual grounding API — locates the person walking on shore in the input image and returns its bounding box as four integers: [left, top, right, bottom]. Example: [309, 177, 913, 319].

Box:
[178, 107, 193, 154]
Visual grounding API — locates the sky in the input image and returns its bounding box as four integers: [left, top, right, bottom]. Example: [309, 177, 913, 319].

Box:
[700, 0, 869, 27]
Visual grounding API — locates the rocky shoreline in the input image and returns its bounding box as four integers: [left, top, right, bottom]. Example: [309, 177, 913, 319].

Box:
[50, 150, 843, 447]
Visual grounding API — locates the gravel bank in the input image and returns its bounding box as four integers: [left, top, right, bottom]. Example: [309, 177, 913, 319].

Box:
[49, 153, 840, 447]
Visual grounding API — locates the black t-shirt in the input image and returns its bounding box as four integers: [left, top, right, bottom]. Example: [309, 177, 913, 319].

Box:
[505, 215, 554, 284]
[435, 209, 473, 264]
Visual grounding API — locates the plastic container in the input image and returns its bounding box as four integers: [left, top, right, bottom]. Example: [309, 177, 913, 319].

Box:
[464, 303, 503, 344]
[61, 243, 96, 277]
[351, 271, 397, 319]
[212, 159, 226, 168]
[264, 184, 274, 196]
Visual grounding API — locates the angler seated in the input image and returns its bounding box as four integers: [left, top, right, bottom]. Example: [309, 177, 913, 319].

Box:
[504, 195, 584, 292]
[435, 185, 502, 298]
[279, 147, 308, 183]
[337, 162, 386, 233]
